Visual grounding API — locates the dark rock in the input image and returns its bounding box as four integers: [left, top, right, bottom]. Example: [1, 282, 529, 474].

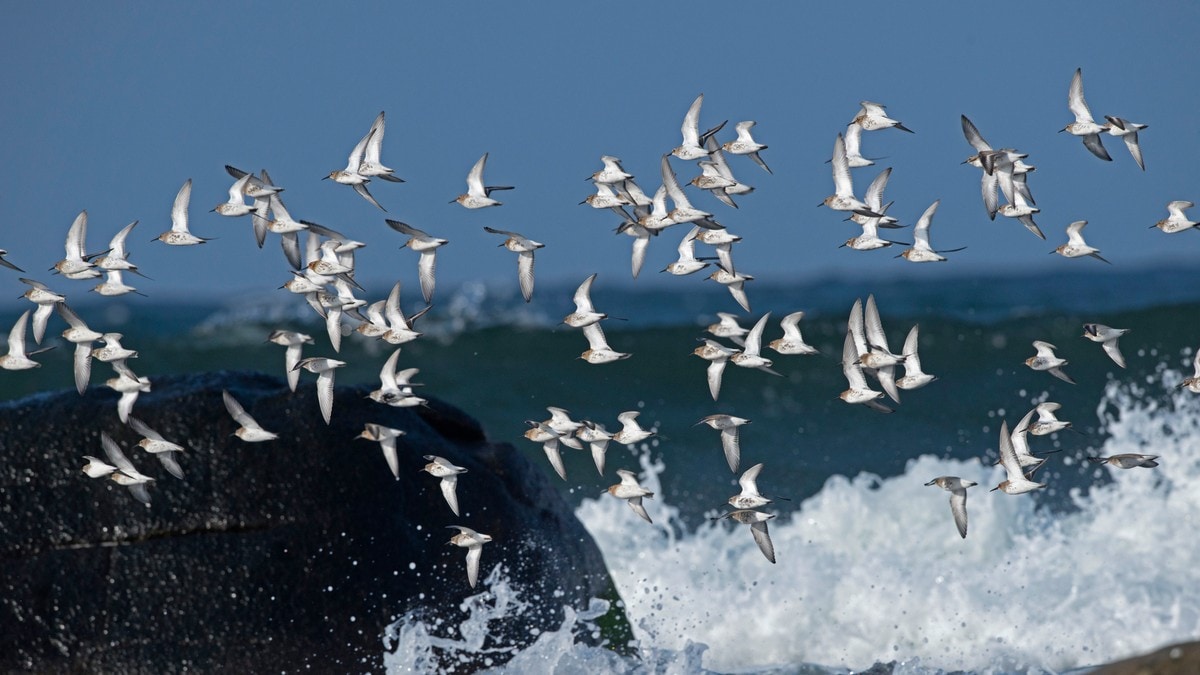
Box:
[1092, 640, 1200, 675]
[0, 371, 631, 672]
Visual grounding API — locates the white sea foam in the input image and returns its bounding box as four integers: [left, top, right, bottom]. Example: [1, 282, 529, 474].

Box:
[386, 372, 1200, 673]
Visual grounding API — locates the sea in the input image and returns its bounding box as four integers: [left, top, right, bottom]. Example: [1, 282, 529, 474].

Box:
[4, 264, 1200, 674]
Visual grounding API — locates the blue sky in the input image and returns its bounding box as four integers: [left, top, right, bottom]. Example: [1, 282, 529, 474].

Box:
[2, 2, 1199, 305]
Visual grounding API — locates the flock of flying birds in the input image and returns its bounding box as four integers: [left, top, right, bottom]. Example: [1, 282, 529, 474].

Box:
[2, 67, 1197, 584]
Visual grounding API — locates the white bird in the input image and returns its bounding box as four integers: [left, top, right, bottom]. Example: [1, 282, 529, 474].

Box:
[1152, 201, 1198, 233]
[575, 421, 613, 476]
[155, 179, 208, 245]
[107, 361, 150, 423]
[730, 313, 776, 372]
[1026, 340, 1075, 384]
[1179, 348, 1200, 393]
[424, 455, 468, 516]
[727, 462, 780, 509]
[483, 227, 542, 302]
[563, 273, 608, 328]
[1061, 68, 1112, 162]
[707, 312, 749, 342]
[213, 173, 255, 218]
[1026, 401, 1073, 436]
[100, 431, 154, 506]
[380, 281, 430, 346]
[695, 227, 741, 274]
[539, 407, 583, 450]
[1082, 323, 1129, 368]
[581, 181, 632, 219]
[52, 211, 101, 279]
[896, 325, 935, 390]
[525, 422, 568, 480]
[703, 136, 754, 208]
[606, 469, 654, 523]
[81, 455, 117, 479]
[612, 410, 655, 447]
[721, 121, 771, 174]
[693, 339, 738, 401]
[1103, 116, 1147, 171]
[697, 414, 751, 472]
[18, 278, 64, 345]
[671, 93, 725, 161]
[223, 390, 278, 442]
[57, 303, 102, 394]
[840, 332, 890, 413]
[326, 117, 386, 211]
[446, 525, 491, 588]
[898, 200, 964, 263]
[997, 189, 1045, 240]
[357, 423, 406, 480]
[924, 476, 976, 538]
[769, 311, 819, 356]
[708, 264, 754, 313]
[293, 357, 345, 424]
[663, 226, 711, 276]
[0, 310, 46, 371]
[91, 332, 137, 363]
[1001, 407, 1060, 473]
[589, 155, 633, 184]
[852, 100, 913, 133]
[842, 121, 875, 168]
[454, 153, 512, 209]
[386, 220, 447, 304]
[266, 330, 313, 392]
[617, 218, 652, 279]
[661, 154, 715, 227]
[1088, 454, 1159, 469]
[128, 416, 185, 480]
[991, 420, 1046, 495]
[369, 348, 426, 408]
[858, 295, 903, 403]
[822, 134, 880, 216]
[580, 322, 630, 364]
[357, 111, 405, 183]
[1053, 220, 1110, 264]
[713, 509, 776, 563]
[94, 221, 144, 276]
[92, 269, 143, 297]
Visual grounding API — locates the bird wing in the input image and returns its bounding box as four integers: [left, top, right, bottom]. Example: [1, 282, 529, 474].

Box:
[1068, 68, 1094, 123]
[573, 273, 597, 313]
[961, 115, 992, 153]
[949, 490, 969, 538]
[721, 428, 742, 473]
[441, 475, 461, 516]
[171, 179, 193, 233]
[680, 94, 703, 147]
[750, 520, 776, 563]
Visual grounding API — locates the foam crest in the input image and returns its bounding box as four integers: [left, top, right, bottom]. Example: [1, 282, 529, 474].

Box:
[574, 372, 1200, 673]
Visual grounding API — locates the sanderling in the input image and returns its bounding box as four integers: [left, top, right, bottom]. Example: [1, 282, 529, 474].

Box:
[484, 227, 542, 302]
[727, 462, 781, 509]
[1082, 323, 1129, 368]
[370, 348, 426, 408]
[589, 155, 633, 185]
[924, 476, 976, 539]
[1179, 348, 1200, 393]
[18, 278, 64, 344]
[155, 179, 209, 246]
[453, 153, 512, 209]
[357, 111, 405, 184]
[446, 525, 491, 588]
[53, 211, 101, 279]
[580, 322, 630, 364]
[1061, 68, 1112, 161]
[1103, 115, 1147, 171]
[57, 303, 102, 394]
[1087, 454, 1159, 469]
[1152, 201, 1197, 234]
[128, 416, 185, 480]
[663, 226, 711, 276]
[222, 390, 278, 442]
[266, 330, 313, 392]
[769, 311, 819, 356]
[713, 509, 776, 563]
[612, 411, 654, 446]
[0, 310, 46, 371]
[425, 456, 469, 516]
[293, 357, 345, 424]
[991, 420, 1046, 495]
[1026, 341, 1075, 384]
[896, 325, 936, 390]
[576, 421, 614, 476]
[694, 339, 737, 401]
[671, 94, 725, 161]
[357, 423, 406, 480]
[852, 100, 913, 133]
[721, 121, 771, 174]
[564, 273, 608, 328]
[697, 413, 751, 472]
[1053, 220, 1110, 264]
[839, 331, 890, 413]
[1026, 401, 1075, 436]
[899, 200, 965, 263]
[99, 431, 154, 506]
[822, 134, 880, 216]
[607, 469, 654, 523]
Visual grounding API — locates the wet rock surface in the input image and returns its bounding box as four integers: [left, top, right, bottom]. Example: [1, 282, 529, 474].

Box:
[0, 371, 628, 673]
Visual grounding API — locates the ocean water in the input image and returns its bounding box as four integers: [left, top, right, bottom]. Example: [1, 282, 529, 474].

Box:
[4, 266, 1200, 672]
